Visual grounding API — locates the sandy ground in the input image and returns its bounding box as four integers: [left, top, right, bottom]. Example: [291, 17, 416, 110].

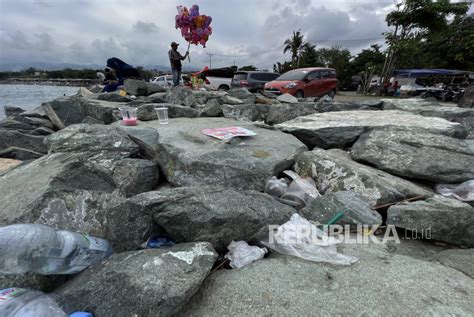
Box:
[0, 158, 21, 173]
[335, 91, 456, 107]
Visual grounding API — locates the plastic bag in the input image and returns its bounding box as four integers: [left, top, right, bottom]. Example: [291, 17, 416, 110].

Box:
[280, 170, 320, 209]
[260, 214, 357, 265]
[225, 241, 267, 269]
[435, 180, 474, 202]
[265, 176, 288, 197]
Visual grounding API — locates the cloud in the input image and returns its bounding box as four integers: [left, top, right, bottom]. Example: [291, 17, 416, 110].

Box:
[132, 21, 159, 33]
[0, 0, 396, 69]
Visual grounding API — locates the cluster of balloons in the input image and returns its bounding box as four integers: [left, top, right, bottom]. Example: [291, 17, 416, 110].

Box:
[175, 5, 212, 47]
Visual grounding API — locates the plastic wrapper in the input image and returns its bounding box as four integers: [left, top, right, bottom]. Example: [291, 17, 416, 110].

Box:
[435, 180, 474, 202]
[280, 170, 320, 209]
[225, 241, 267, 269]
[260, 214, 358, 266]
[265, 176, 288, 197]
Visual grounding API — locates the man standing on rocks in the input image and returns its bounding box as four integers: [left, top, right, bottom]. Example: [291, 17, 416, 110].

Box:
[168, 42, 188, 87]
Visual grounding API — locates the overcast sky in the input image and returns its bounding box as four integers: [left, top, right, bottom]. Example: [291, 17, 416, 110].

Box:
[0, 0, 406, 69]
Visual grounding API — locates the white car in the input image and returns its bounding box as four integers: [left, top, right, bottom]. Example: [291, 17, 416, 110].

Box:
[204, 76, 232, 91]
[150, 75, 183, 87]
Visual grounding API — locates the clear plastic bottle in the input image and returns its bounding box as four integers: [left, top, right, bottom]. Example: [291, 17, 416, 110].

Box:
[0, 224, 113, 275]
[0, 288, 68, 317]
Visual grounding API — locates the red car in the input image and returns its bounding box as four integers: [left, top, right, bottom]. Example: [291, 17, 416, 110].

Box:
[264, 67, 338, 98]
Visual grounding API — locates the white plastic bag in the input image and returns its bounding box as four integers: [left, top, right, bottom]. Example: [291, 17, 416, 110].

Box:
[436, 180, 474, 202]
[225, 241, 267, 269]
[260, 214, 357, 266]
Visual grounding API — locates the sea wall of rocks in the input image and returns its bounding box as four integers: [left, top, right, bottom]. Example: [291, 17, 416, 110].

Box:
[1, 82, 473, 315]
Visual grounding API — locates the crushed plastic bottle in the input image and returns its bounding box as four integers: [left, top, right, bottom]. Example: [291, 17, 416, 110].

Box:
[436, 180, 474, 202]
[0, 288, 68, 317]
[0, 224, 113, 275]
[265, 176, 288, 197]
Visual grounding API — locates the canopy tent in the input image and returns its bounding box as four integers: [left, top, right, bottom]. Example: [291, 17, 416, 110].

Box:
[393, 69, 472, 78]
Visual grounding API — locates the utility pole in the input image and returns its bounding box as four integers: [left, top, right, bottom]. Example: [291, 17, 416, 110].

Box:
[207, 53, 214, 68]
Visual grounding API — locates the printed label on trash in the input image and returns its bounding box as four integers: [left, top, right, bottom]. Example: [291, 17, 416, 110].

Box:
[201, 126, 257, 140]
[0, 288, 27, 304]
[82, 234, 110, 252]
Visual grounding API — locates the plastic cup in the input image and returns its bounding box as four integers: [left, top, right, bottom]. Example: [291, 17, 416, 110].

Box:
[119, 107, 137, 126]
[155, 107, 169, 125]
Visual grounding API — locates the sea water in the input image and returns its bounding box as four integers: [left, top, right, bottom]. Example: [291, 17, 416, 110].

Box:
[0, 84, 79, 120]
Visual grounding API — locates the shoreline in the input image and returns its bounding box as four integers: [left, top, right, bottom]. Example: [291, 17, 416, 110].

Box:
[0, 78, 96, 87]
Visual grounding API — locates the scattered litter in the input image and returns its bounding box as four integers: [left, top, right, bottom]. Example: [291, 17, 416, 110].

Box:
[372, 195, 425, 209]
[0, 287, 92, 317]
[265, 176, 288, 197]
[436, 180, 474, 202]
[201, 126, 257, 140]
[224, 241, 267, 269]
[0, 224, 112, 275]
[141, 235, 176, 249]
[260, 214, 358, 265]
[280, 171, 320, 209]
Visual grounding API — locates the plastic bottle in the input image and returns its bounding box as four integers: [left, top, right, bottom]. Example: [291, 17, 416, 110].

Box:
[0, 224, 113, 275]
[0, 288, 68, 317]
[265, 176, 288, 197]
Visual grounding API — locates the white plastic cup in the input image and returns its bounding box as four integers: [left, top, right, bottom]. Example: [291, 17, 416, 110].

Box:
[155, 107, 169, 125]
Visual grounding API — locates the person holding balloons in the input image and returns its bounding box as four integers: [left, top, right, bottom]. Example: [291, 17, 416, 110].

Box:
[168, 41, 189, 87]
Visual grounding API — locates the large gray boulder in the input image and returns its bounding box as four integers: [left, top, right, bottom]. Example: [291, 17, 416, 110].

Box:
[221, 104, 259, 121]
[277, 93, 298, 103]
[44, 124, 139, 166]
[383, 98, 474, 129]
[387, 195, 474, 247]
[80, 99, 127, 124]
[0, 147, 44, 160]
[318, 99, 384, 112]
[0, 274, 67, 293]
[199, 98, 223, 117]
[265, 102, 319, 125]
[0, 129, 47, 159]
[4, 106, 25, 116]
[180, 242, 474, 316]
[0, 153, 115, 227]
[276, 110, 468, 149]
[116, 118, 307, 190]
[58, 242, 217, 317]
[112, 158, 159, 197]
[0, 153, 153, 251]
[134, 186, 295, 252]
[43, 97, 84, 126]
[227, 88, 256, 103]
[301, 191, 382, 227]
[124, 79, 148, 96]
[351, 128, 474, 183]
[434, 249, 474, 278]
[165, 86, 195, 107]
[295, 149, 433, 206]
[222, 95, 244, 105]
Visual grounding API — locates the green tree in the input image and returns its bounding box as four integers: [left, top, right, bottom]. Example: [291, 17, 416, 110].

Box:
[283, 30, 305, 67]
[317, 46, 352, 88]
[299, 43, 321, 68]
[382, 0, 470, 79]
[351, 44, 385, 75]
[273, 61, 293, 74]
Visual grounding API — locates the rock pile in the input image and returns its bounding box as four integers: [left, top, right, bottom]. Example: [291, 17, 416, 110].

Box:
[1, 85, 473, 315]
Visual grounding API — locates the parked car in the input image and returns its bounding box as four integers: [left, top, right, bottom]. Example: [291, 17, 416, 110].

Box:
[231, 71, 280, 92]
[264, 67, 337, 98]
[150, 75, 183, 87]
[204, 76, 232, 91]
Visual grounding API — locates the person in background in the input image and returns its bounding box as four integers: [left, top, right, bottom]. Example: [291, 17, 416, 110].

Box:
[168, 42, 189, 87]
[393, 80, 400, 97]
[96, 69, 105, 84]
[102, 67, 119, 92]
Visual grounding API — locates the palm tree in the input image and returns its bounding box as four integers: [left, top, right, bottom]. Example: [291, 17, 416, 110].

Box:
[283, 30, 305, 67]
